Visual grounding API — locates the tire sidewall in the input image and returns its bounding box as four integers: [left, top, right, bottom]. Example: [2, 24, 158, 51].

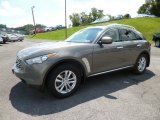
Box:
[47, 64, 81, 98]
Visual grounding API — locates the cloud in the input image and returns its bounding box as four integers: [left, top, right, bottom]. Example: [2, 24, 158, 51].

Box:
[0, 0, 25, 17]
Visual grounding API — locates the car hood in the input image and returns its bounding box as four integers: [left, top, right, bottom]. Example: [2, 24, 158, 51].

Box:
[17, 41, 85, 59]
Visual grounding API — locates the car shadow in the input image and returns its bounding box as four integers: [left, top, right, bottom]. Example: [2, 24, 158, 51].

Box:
[9, 69, 155, 116]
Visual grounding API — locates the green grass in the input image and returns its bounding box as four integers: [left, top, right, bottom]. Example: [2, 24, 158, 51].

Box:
[28, 18, 160, 41]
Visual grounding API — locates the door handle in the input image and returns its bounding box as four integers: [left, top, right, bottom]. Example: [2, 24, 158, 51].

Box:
[117, 46, 123, 49]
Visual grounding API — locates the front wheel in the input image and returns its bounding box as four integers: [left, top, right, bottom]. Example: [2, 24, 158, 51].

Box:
[47, 64, 81, 98]
[134, 54, 147, 74]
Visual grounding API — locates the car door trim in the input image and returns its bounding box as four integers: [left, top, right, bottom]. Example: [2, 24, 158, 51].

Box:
[88, 65, 133, 77]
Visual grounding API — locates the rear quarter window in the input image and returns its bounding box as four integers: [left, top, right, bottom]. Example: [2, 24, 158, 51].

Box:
[134, 31, 145, 40]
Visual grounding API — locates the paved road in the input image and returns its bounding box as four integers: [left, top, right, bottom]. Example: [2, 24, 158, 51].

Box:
[0, 39, 160, 120]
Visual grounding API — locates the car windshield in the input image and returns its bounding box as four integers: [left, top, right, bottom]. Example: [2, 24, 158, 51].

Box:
[66, 28, 103, 43]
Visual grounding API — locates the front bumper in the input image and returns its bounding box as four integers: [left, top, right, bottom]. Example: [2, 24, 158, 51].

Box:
[12, 61, 49, 86]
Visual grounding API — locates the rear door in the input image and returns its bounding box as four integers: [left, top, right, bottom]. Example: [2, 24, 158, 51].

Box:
[119, 29, 142, 65]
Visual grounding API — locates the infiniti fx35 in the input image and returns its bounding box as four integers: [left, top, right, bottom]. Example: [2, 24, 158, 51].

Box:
[12, 24, 150, 98]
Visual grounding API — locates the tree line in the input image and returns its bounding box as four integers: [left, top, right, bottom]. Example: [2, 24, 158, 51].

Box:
[69, 8, 105, 27]
[69, 8, 131, 27]
[0, 24, 46, 35]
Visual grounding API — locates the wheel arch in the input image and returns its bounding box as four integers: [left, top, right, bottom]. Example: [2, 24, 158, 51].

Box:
[137, 51, 150, 67]
[42, 59, 87, 89]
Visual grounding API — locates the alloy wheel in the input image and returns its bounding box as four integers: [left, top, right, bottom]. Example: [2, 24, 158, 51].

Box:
[55, 70, 77, 94]
[138, 57, 146, 72]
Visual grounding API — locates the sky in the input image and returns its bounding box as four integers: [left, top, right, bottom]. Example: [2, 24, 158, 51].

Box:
[0, 0, 145, 28]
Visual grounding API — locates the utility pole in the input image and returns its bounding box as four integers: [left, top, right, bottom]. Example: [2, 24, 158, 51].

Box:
[65, 0, 67, 39]
[31, 6, 36, 34]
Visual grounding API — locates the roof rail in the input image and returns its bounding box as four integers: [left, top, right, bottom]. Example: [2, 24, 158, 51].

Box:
[107, 23, 136, 30]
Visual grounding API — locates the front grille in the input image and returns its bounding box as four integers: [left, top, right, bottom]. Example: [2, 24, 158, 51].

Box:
[16, 57, 22, 69]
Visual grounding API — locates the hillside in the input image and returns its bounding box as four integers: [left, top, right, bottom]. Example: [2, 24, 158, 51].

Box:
[28, 18, 160, 41]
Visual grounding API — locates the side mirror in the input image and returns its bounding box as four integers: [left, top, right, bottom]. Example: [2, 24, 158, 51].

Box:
[99, 36, 113, 44]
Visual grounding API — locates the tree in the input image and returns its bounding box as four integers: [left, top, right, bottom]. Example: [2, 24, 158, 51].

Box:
[150, 0, 160, 16]
[97, 10, 104, 19]
[69, 8, 105, 26]
[23, 24, 34, 34]
[0, 24, 7, 29]
[123, 14, 131, 19]
[90, 8, 104, 21]
[14, 24, 45, 34]
[138, 2, 151, 14]
[91, 8, 98, 21]
[69, 13, 81, 27]
[138, 0, 160, 17]
[80, 12, 92, 25]
[35, 24, 46, 29]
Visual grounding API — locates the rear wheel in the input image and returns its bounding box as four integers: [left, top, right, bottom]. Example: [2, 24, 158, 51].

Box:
[47, 64, 81, 98]
[134, 54, 147, 74]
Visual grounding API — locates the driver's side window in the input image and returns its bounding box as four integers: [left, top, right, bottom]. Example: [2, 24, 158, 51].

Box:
[103, 28, 120, 42]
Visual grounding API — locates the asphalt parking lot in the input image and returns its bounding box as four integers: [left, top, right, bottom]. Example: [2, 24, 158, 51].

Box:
[0, 39, 160, 120]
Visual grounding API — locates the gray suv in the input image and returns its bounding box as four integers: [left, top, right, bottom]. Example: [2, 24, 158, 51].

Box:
[12, 24, 150, 98]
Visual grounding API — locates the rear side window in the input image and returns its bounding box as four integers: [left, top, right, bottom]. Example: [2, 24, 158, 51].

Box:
[120, 29, 143, 41]
[127, 31, 137, 40]
[119, 29, 130, 41]
[120, 29, 136, 41]
[103, 28, 120, 42]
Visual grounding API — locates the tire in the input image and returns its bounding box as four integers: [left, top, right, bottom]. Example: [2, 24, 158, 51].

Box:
[3, 40, 6, 44]
[134, 54, 147, 74]
[155, 40, 160, 47]
[47, 64, 81, 98]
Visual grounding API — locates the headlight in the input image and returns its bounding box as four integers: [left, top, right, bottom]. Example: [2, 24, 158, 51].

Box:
[26, 53, 56, 65]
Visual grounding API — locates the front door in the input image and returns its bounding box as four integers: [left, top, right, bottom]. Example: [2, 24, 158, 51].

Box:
[92, 28, 126, 74]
